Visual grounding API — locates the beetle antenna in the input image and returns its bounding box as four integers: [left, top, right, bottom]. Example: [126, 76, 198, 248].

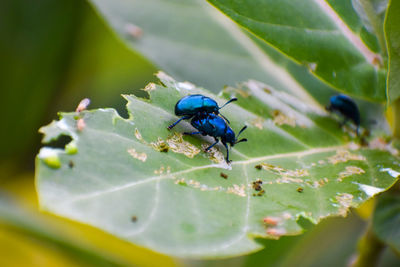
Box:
[219, 113, 231, 124]
[219, 98, 238, 109]
[235, 138, 247, 144]
[237, 125, 247, 138]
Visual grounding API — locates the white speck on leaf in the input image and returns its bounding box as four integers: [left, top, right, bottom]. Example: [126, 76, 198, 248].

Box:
[352, 182, 384, 197]
[127, 148, 147, 162]
[380, 168, 400, 178]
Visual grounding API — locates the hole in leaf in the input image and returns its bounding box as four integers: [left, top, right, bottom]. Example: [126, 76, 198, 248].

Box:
[45, 134, 72, 149]
[296, 215, 314, 231]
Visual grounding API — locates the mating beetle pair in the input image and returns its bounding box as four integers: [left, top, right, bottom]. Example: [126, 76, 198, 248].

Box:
[167, 93, 360, 163]
[168, 94, 247, 163]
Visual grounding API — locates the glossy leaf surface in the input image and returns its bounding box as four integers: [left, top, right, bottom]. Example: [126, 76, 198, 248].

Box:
[207, 0, 387, 101]
[36, 73, 399, 257]
[385, 0, 400, 103]
[89, 0, 334, 108]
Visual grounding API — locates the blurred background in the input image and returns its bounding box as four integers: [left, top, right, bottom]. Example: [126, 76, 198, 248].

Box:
[0, 0, 399, 266]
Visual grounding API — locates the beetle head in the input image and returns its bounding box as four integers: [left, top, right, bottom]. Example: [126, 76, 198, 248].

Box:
[228, 125, 247, 147]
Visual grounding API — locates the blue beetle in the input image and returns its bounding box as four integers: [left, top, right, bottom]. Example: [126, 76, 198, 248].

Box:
[184, 113, 247, 163]
[167, 94, 237, 130]
[326, 94, 360, 135]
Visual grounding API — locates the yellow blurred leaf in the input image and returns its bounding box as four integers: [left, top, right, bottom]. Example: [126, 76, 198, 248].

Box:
[1, 172, 177, 267]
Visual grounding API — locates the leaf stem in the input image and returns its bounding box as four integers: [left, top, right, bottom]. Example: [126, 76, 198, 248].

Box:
[351, 222, 385, 267]
[359, 0, 387, 59]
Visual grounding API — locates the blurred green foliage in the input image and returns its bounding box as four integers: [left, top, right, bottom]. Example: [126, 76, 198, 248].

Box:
[0, 0, 156, 164]
[0, 0, 399, 266]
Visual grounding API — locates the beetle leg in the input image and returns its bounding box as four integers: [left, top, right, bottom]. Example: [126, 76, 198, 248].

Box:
[168, 115, 192, 130]
[183, 131, 201, 135]
[222, 141, 231, 163]
[205, 138, 219, 151]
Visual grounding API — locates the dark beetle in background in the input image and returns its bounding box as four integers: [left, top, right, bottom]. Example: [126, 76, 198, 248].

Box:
[167, 94, 237, 129]
[185, 113, 247, 163]
[326, 94, 360, 136]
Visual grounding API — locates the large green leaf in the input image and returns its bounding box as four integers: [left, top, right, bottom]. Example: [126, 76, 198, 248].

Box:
[385, 0, 400, 103]
[36, 73, 399, 258]
[207, 0, 387, 101]
[372, 191, 400, 254]
[88, 0, 334, 108]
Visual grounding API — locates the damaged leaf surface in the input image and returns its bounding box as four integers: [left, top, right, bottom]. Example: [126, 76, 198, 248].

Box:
[36, 73, 399, 258]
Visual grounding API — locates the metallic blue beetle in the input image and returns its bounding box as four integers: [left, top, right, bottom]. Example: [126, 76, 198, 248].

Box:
[167, 94, 237, 129]
[184, 113, 247, 163]
[326, 94, 360, 135]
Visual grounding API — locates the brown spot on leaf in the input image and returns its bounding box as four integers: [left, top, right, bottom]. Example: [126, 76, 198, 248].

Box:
[327, 150, 366, 164]
[297, 187, 304, 193]
[257, 163, 309, 179]
[167, 133, 200, 158]
[252, 179, 263, 191]
[134, 128, 145, 143]
[150, 138, 169, 152]
[127, 148, 147, 162]
[144, 83, 156, 92]
[335, 193, 353, 216]
[251, 117, 264, 130]
[306, 178, 329, 188]
[202, 144, 224, 163]
[337, 166, 365, 181]
[68, 160, 74, 169]
[272, 110, 296, 127]
[227, 184, 246, 197]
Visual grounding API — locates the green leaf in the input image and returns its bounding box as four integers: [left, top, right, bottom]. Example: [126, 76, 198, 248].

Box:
[36, 73, 399, 258]
[0, 197, 132, 266]
[207, 0, 387, 101]
[385, 0, 400, 103]
[372, 191, 400, 254]
[88, 0, 335, 108]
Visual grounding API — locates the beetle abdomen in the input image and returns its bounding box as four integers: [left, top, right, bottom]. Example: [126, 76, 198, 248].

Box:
[330, 95, 360, 125]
